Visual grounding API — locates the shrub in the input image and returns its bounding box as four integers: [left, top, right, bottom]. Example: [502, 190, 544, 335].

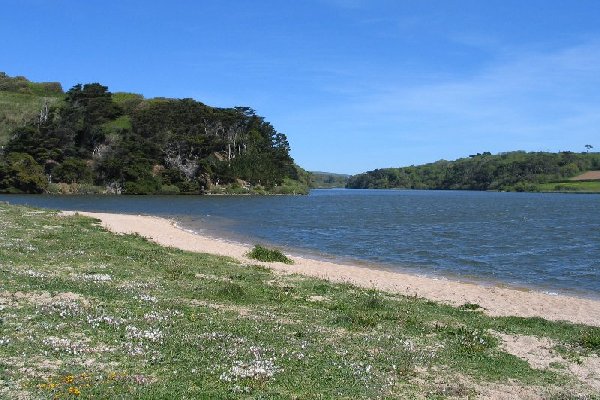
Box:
[360, 289, 387, 310]
[159, 184, 180, 194]
[214, 281, 246, 300]
[123, 177, 161, 194]
[459, 303, 482, 311]
[247, 245, 294, 264]
[52, 157, 93, 184]
[0, 152, 48, 193]
[578, 329, 600, 351]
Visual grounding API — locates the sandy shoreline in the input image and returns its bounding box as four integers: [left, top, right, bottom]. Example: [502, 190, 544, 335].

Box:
[64, 210, 600, 327]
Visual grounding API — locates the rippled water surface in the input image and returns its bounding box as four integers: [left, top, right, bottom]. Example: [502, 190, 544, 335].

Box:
[2, 189, 599, 297]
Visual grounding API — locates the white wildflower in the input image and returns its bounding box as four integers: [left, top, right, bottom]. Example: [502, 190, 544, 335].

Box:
[135, 294, 157, 303]
[125, 325, 164, 342]
[24, 269, 46, 278]
[39, 301, 82, 318]
[79, 273, 112, 282]
[42, 337, 89, 355]
[86, 314, 125, 328]
[220, 346, 281, 382]
[143, 310, 181, 322]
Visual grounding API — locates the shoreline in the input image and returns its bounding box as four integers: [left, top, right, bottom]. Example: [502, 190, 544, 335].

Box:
[178, 220, 600, 302]
[63, 210, 600, 327]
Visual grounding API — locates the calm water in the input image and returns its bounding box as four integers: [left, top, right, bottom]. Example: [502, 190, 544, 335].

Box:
[2, 189, 599, 298]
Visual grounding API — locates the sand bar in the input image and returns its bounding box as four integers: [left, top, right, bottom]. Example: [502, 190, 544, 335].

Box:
[64, 211, 600, 327]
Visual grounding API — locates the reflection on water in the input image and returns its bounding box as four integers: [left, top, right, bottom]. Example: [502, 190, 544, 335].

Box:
[2, 189, 599, 298]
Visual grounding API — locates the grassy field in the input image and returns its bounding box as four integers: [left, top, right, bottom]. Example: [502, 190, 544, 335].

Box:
[0, 91, 63, 145]
[0, 203, 599, 398]
[535, 181, 600, 193]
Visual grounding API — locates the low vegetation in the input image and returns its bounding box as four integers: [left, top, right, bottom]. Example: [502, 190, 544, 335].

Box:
[1, 203, 600, 398]
[348, 151, 600, 192]
[247, 244, 294, 264]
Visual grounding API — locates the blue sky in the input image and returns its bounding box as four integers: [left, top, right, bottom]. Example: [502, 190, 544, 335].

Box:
[2, 0, 599, 174]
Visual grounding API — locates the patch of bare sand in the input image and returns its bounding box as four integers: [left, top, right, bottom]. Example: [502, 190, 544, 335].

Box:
[496, 333, 600, 393]
[420, 374, 551, 400]
[474, 382, 552, 400]
[0, 290, 90, 308]
[496, 333, 563, 370]
[568, 355, 600, 392]
[65, 211, 600, 327]
[189, 299, 299, 325]
[429, 373, 595, 400]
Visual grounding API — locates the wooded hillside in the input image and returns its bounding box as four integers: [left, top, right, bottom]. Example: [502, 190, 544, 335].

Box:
[0, 73, 309, 194]
[347, 151, 600, 192]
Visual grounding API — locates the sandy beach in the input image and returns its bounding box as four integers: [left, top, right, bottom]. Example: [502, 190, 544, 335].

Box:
[65, 211, 600, 327]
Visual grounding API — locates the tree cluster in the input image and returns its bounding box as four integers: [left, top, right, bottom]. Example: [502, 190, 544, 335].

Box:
[0, 81, 303, 194]
[309, 172, 350, 188]
[347, 151, 600, 191]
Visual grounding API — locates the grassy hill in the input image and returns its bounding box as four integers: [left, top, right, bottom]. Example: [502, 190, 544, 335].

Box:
[0, 91, 63, 146]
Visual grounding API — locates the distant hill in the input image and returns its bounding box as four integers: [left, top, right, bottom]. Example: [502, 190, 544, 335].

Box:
[0, 72, 309, 195]
[309, 171, 350, 188]
[347, 151, 600, 192]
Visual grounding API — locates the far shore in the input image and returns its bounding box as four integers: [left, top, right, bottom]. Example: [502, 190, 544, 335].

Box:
[62, 210, 600, 327]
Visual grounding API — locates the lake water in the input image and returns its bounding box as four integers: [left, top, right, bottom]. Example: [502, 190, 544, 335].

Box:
[2, 189, 599, 298]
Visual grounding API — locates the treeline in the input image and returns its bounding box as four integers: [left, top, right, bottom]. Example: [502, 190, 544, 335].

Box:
[347, 151, 600, 191]
[309, 172, 349, 188]
[0, 73, 308, 194]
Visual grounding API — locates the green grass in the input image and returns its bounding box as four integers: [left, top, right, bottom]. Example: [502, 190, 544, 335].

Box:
[247, 244, 294, 264]
[101, 115, 132, 133]
[26, 81, 63, 97]
[536, 181, 600, 193]
[578, 329, 600, 351]
[111, 92, 144, 114]
[459, 302, 483, 311]
[0, 203, 599, 398]
[0, 91, 63, 145]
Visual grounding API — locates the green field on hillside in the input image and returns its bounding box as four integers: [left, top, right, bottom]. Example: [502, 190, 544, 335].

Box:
[0, 91, 63, 145]
[535, 181, 600, 193]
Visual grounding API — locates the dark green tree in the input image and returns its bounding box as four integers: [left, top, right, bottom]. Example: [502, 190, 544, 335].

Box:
[51, 157, 93, 184]
[62, 83, 122, 151]
[0, 152, 48, 193]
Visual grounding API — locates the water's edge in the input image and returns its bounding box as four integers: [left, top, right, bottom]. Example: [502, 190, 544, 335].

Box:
[172, 216, 597, 301]
[2, 190, 599, 300]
